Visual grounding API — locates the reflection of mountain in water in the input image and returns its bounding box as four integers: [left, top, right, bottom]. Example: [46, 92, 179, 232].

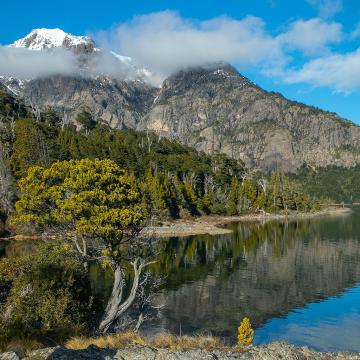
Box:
[152, 211, 360, 338]
[3, 209, 360, 341]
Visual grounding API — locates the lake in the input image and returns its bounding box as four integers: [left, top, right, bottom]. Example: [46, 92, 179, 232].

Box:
[2, 208, 360, 352]
[148, 207, 360, 352]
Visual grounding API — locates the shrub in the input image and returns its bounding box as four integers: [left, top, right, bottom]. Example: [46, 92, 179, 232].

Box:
[0, 243, 97, 350]
[237, 317, 254, 346]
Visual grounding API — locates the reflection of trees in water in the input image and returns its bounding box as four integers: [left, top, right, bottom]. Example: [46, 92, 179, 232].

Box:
[152, 217, 360, 338]
[1, 239, 41, 259]
[152, 220, 312, 288]
[3, 212, 360, 338]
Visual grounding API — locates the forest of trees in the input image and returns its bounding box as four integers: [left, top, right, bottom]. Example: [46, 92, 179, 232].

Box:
[0, 89, 319, 235]
[0, 89, 335, 352]
[292, 164, 360, 204]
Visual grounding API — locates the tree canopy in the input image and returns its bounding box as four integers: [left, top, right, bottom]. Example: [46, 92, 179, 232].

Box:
[11, 159, 144, 245]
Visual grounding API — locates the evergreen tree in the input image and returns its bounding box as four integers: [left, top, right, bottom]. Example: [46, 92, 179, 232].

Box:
[227, 177, 240, 215]
[9, 118, 59, 178]
[76, 109, 97, 135]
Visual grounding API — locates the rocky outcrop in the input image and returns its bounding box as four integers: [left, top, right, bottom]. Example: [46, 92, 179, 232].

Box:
[1, 343, 359, 360]
[140, 64, 360, 172]
[22, 75, 157, 129]
[2, 62, 360, 172]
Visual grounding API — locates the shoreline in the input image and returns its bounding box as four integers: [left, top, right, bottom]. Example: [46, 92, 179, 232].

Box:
[143, 206, 352, 238]
[0, 207, 352, 242]
[5, 341, 360, 359]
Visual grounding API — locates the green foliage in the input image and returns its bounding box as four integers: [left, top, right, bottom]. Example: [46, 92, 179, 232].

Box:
[292, 164, 360, 203]
[0, 243, 95, 349]
[0, 89, 28, 121]
[2, 107, 319, 224]
[227, 177, 241, 215]
[76, 109, 97, 134]
[11, 159, 144, 246]
[9, 118, 60, 178]
[39, 108, 62, 127]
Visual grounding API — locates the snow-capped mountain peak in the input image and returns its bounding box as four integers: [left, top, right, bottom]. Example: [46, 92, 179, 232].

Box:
[10, 28, 95, 51]
[2, 28, 159, 87]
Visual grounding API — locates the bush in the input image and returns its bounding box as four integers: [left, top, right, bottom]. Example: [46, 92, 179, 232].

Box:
[0, 243, 96, 350]
[237, 317, 254, 346]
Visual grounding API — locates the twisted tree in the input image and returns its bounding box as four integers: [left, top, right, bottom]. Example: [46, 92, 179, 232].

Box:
[10, 158, 155, 333]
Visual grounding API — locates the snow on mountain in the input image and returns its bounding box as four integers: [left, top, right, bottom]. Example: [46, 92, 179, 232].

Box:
[0, 76, 28, 95]
[3, 28, 159, 85]
[110, 51, 155, 83]
[10, 28, 96, 51]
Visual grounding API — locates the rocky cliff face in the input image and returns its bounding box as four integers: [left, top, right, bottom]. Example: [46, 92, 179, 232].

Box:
[140, 64, 360, 172]
[2, 59, 360, 172]
[22, 75, 157, 129]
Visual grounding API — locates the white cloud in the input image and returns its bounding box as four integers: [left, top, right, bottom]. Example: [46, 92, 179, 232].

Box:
[1, 11, 358, 93]
[306, 0, 343, 18]
[93, 11, 350, 90]
[283, 48, 360, 93]
[0, 45, 153, 83]
[278, 18, 343, 54]
[0, 46, 78, 79]
[96, 11, 284, 77]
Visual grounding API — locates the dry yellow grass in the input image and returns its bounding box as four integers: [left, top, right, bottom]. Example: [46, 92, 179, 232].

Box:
[5, 339, 43, 357]
[150, 333, 228, 352]
[65, 330, 146, 350]
[66, 331, 230, 352]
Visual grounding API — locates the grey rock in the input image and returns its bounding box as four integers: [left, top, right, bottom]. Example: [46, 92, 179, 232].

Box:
[3, 62, 360, 172]
[140, 64, 360, 172]
[25, 345, 118, 360]
[22, 75, 157, 130]
[0, 352, 20, 360]
[16, 343, 360, 360]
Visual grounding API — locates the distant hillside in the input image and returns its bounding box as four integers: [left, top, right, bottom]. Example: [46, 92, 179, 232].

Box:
[291, 164, 360, 203]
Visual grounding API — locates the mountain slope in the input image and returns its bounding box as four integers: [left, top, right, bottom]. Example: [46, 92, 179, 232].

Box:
[140, 64, 360, 172]
[0, 29, 158, 128]
[2, 30, 360, 172]
[22, 75, 157, 129]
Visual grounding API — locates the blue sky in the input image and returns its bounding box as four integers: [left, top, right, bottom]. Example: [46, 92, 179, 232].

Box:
[1, 0, 360, 123]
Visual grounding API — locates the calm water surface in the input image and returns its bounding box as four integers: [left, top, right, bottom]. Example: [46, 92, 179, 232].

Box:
[149, 207, 360, 352]
[3, 208, 360, 351]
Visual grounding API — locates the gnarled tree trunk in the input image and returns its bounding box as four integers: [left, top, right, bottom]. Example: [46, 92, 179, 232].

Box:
[98, 258, 152, 334]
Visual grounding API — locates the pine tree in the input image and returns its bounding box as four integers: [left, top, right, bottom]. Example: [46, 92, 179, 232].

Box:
[76, 109, 97, 135]
[227, 177, 240, 215]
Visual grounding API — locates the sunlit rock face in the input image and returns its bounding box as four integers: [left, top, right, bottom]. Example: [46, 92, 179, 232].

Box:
[139, 63, 360, 172]
[21, 75, 157, 129]
[3, 30, 360, 172]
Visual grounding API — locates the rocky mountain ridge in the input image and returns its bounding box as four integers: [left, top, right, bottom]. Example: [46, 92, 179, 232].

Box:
[0, 28, 155, 95]
[1, 29, 360, 172]
[140, 64, 360, 172]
